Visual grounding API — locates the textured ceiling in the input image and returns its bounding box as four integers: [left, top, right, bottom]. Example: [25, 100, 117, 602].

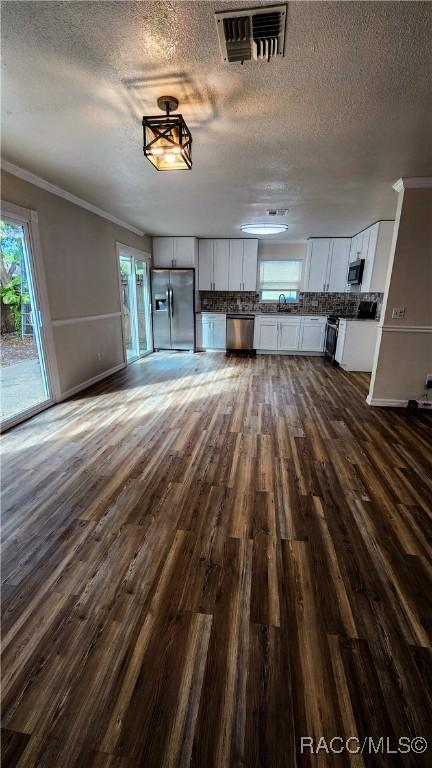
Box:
[2, 1, 432, 240]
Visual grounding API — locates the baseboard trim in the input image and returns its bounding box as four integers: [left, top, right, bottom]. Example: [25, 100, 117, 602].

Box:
[256, 350, 324, 356]
[366, 395, 408, 407]
[59, 362, 126, 401]
[380, 325, 432, 334]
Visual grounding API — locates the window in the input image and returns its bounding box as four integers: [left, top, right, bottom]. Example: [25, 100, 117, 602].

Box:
[259, 259, 302, 302]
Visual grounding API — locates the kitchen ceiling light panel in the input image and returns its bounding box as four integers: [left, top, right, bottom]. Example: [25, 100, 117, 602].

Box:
[142, 96, 192, 171]
[240, 223, 288, 235]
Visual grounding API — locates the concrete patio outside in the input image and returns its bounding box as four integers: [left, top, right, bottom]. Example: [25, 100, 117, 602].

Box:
[1, 358, 48, 421]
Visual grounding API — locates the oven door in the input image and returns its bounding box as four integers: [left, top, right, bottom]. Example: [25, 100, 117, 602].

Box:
[324, 322, 338, 362]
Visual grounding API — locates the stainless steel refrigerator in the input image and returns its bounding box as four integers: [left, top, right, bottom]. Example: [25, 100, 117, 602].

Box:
[152, 269, 195, 351]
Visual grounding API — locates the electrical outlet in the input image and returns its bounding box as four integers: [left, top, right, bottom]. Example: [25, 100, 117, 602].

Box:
[426, 375, 432, 389]
[392, 307, 406, 320]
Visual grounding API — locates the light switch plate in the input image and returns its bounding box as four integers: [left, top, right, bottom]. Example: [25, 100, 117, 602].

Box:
[392, 307, 406, 320]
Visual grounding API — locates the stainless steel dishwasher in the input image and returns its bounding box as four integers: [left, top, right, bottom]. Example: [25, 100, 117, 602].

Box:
[226, 314, 255, 353]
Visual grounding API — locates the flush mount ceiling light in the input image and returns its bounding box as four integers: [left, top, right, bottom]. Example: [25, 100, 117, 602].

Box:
[240, 223, 288, 235]
[142, 96, 192, 171]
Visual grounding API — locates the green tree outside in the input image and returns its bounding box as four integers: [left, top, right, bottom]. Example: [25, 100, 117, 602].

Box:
[0, 221, 30, 335]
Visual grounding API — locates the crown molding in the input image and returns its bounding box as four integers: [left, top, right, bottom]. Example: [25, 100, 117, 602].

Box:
[392, 177, 432, 193]
[1, 158, 145, 237]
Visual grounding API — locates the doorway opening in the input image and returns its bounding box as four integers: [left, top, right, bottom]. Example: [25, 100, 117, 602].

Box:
[118, 245, 152, 363]
[1, 211, 53, 429]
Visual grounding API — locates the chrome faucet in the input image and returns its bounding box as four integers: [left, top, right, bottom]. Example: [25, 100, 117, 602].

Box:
[278, 293, 286, 312]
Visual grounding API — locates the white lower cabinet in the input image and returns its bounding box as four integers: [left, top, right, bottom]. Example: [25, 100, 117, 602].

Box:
[200, 314, 226, 349]
[255, 319, 279, 350]
[279, 320, 301, 350]
[299, 317, 326, 352]
[335, 320, 379, 371]
[254, 317, 300, 351]
[255, 315, 326, 353]
[199, 314, 327, 353]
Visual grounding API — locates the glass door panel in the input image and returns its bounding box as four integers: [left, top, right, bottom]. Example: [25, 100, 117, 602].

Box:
[1, 218, 51, 424]
[135, 260, 152, 356]
[119, 254, 138, 362]
[119, 249, 152, 363]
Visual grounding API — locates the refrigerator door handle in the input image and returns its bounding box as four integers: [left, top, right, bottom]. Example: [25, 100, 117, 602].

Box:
[166, 288, 171, 318]
[169, 287, 174, 317]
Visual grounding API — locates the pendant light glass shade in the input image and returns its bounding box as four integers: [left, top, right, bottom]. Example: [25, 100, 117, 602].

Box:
[142, 97, 192, 171]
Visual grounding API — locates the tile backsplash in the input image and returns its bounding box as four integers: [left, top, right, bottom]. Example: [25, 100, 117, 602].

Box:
[200, 291, 384, 319]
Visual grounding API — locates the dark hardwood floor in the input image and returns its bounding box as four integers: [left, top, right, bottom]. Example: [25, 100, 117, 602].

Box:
[1, 351, 431, 767]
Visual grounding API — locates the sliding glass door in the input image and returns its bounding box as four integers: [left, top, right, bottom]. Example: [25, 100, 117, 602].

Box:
[1, 214, 52, 428]
[118, 247, 152, 363]
[135, 259, 152, 357]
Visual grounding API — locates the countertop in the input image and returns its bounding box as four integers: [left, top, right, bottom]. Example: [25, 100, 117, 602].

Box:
[197, 311, 377, 320]
[198, 311, 333, 318]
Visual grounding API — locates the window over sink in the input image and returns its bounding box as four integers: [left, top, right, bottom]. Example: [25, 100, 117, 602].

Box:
[259, 259, 303, 302]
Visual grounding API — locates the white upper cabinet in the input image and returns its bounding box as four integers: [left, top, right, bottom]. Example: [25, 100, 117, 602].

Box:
[174, 237, 197, 268]
[305, 239, 332, 291]
[153, 237, 174, 267]
[305, 238, 350, 292]
[198, 240, 213, 290]
[153, 237, 197, 268]
[361, 221, 394, 293]
[242, 240, 258, 291]
[349, 232, 363, 264]
[228, 240, 244, 291]
[199, 238, 257, 292]
[348, 221, 394, 292]
[198, 239, 229, 291]
[213, 240, 229, 290]
[327, 239, 351, 292]
[228, 239, 258, 291]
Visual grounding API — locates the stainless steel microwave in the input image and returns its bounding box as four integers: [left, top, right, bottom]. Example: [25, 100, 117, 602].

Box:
[347, 258, 365, 285]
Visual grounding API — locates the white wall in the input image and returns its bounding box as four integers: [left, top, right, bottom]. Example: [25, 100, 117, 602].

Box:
[257, 242, 307, 288]
[1, 169, 151, 398]
[368, 184, 432, 405]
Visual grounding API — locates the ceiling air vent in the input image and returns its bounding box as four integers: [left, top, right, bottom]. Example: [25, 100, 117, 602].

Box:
[268, 208, 289, 216]
[215, 4, 287, 64]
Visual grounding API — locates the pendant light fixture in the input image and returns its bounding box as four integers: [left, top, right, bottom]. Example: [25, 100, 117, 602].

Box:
[142, 96, 192, 171]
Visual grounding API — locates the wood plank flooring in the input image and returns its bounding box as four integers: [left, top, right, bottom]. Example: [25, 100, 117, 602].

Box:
[1, 351, 432, 767]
